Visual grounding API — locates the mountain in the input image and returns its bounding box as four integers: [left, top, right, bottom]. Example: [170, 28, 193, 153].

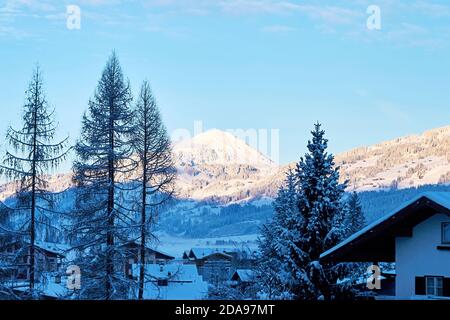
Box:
[174, 129, 274, 168]
[159, 125, 450, 237]
[173, 129, 281, 202]
[1, 125, 449, 238]
[172, 125, 450, 203]
[1, 126, 449, 203]
[336, 126, 450, 191]
[0, 129, 280, 203]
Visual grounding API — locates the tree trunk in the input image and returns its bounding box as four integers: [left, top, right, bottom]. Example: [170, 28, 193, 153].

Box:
[106, 101, 115, 300]
[138, 168, 147, 300]
[138, 112, 148, 300]
[29, 84, 39, 294]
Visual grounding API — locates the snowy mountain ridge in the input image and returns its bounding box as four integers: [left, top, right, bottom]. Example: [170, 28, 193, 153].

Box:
[1, 126, 450, 203]
[335, 125, 450, 191]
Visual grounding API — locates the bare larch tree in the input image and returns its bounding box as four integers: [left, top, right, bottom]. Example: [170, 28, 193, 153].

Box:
[132, 81, 175, 300]
[72, 52, 136, 299]
[0, 67, 69, 297]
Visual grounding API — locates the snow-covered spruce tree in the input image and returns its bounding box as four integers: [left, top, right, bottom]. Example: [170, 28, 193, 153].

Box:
[344, 192, 366, 237]
[132, 81, 176, 300]
[71, 52, 136, 300]
[258, 123, 354, 300]
[295, 122, 352, 300]
[257, 169, 299, 299]
[337, 191, 368, 297]
[0, 67, 69, 298]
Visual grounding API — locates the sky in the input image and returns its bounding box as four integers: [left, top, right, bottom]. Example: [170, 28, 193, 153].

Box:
[1, 0, 450, 170]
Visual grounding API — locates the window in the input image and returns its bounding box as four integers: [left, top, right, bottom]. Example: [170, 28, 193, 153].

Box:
[157, 279, 168, 287]
[426, 276, 444, 296]
[442, 223, 450, 244]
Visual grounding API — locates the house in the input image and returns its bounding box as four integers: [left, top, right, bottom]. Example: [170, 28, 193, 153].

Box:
[0, 240, 67, 281]
[229, 269, 258, 298]
[130, 262, 208, 300]
[183, 247, 258, 285]
[185, 247, 255, 261]
[320, 192, 450, 300]
[230, 269, 255, 284]
[185, 247, 231, 261]
[120, 241, 175, 278]
[336, 268, 396, 300]
[195, 252, 233, 284]
[11, 273, 70, 300]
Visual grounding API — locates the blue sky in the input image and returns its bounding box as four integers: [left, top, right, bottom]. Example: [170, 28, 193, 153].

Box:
[1, 0, 450, 169]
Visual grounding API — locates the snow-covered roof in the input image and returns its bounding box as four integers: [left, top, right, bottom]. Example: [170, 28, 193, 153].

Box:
[131, 263, 208, 300]
[121, 241, 175, 259]
[320, 192, 450, 261]
[2, 240, 70, 257]
[34, 241, 70, 256]
[189, 247, 231, 259]
[232, 269, 255, 282]
[12, 274, 69, 298]
[188, 247, 255, 260]
[337, 274, 388, 286]
[382, 270, 396, 276]
[132, 263, 200, 282]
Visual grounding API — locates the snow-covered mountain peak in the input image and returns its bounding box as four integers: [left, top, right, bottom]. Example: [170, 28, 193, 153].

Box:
[1, 125, 449, 204]
[173, 129, 275, 168]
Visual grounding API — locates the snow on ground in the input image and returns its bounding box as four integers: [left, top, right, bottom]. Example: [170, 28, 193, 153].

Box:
[131, 263, 209, 300]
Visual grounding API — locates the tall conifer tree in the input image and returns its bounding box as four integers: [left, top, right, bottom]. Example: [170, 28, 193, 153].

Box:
[132, 81, 175, 300]
[258, 123, 352, 300]
[72, 52, 135, 299]
[0, 67, 69, 297]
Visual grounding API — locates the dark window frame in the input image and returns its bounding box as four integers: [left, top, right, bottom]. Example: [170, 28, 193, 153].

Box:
[442, 222, 450, 245]
[157, 279, 168, 287]
[425, 276, 444, 297]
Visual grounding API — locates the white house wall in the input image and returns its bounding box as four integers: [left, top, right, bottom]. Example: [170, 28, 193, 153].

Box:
[395, 213, 450, 299]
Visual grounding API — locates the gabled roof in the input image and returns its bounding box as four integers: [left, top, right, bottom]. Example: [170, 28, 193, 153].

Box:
[188, 247, 231, 259]
[231, 269, 255, 282]
[320, 192, 450, 263]
[199, 252, 233, 261]
[1, 240, 69, 257]
[121, 241, 175, 260]
[187, 247, 256, 260]
[34, 241, 70, 257]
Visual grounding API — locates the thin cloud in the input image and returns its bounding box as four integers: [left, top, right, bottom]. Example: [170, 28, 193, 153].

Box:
[411, 1, 450, 18]
[261, 24, 296, 33]
[1, 0, 450, 48]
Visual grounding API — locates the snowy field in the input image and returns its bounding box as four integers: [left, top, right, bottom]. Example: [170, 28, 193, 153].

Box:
[154, 232, 260, 258]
